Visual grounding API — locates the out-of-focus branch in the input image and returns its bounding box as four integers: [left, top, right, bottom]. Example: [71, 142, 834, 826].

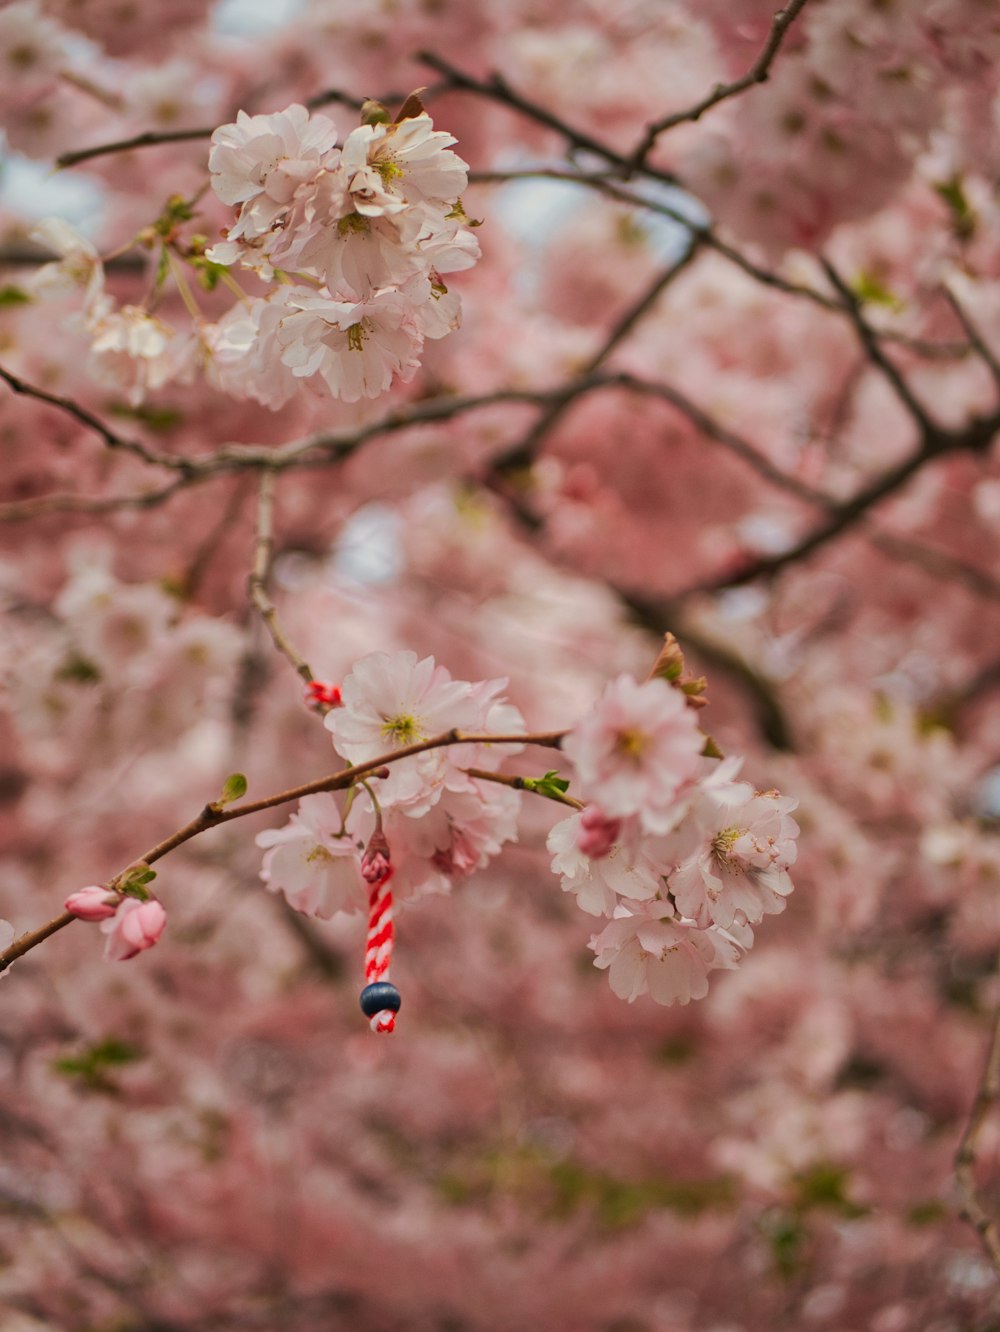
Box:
[56, 125, 214, 170]
[943, 285, 1000, 396]
[492, 248, 702, 475]
[679, 408, 1000, 596]
[52, 83, 447, 172]
[419, 50, 679, 187]
[0, 479, 190, 522]
[629, 0, 812, 165]
[822, 258, 935, 431]
[247, 468, 315, 685]
[956, 1003, 1000, 1276]
[0, 364, 191, 472]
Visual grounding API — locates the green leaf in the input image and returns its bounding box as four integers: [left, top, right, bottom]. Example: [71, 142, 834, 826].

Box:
[218, 773, 248, 806]
[851, 270, 903, 311]
[523, 770, 571, 798]
[934, 175, 976, 241]
[190, 256, 229, 291]
[54, 654, 101, 684]
[119, 865, 156, 898]
[54, 1037, 143, 1093]
[108, 401, 183, 432]
[0, 284, 31, 307]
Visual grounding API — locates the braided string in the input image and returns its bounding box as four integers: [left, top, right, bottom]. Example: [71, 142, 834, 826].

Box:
[364, 868, 396, 1033]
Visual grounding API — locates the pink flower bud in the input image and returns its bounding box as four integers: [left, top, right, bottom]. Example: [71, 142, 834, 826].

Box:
[362, 849, 391, 885]
[361, 826, 393, 884]
[65, 885, 119, 922]
[577, 806, 622, 859]
[100, 898, 167, 962]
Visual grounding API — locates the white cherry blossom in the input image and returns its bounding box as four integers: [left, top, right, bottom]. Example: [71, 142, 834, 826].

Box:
[256, 794, 367, 919]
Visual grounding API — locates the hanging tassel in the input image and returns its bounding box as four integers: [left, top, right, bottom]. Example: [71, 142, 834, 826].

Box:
[359, 833, 400, 1033]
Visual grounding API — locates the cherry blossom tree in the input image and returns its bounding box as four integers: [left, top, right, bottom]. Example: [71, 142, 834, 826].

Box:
[2, 0, 1000, 1327]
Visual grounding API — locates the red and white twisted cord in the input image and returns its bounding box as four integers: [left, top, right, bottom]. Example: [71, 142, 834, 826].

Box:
[364, 868, 396, 1032]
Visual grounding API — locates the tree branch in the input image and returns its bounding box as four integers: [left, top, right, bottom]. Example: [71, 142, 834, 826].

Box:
[0, 728, 566, 975]
[247, 468, 315, 684]
[956, 1003, 1000, 1276]
[418, 51, 679, 187]
[629, 0, 812, 165]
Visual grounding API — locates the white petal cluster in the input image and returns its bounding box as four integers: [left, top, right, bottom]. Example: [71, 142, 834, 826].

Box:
[552, 677, 799, 1006]
[257, 652, 526, 919]
[204, 102, 478, 406]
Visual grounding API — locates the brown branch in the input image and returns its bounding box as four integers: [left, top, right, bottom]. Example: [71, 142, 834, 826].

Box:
[56, 126, 215, 170]
[0, 364, 193, 474]
[943, 284, 1000, 397]
[956, 1003, 1000, 1276]
[0, 479, 190, 522]
[675, 402, 1000, 596]
[418, 51, 679, 187]
[0, 728, 566, 975]
[52, 83, 449, 172]
[492, 248, 702, 475]
[821, 258, 935, 432]
[468, 169, 966, 361]
[462, 767, 584, 809]
[629, 0, 812, 165]
[247, 468, 314, 684]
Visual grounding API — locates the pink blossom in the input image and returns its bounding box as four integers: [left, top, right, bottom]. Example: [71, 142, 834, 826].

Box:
[100, 898, 167, 962]
[0, 3, 66, 95]
[86, 305, 184, 406]
[576, 805, 622, 859]
[65, 885, 118, 921]
[562, 675, 704, 835]
[669, 775, 799, 929]
[326, 651, 483, 812]
[265, 285, 424, 403]
[339, 114, 469, 216]
[590, 902, 751, 1005]
[26, 218, 104, 311]
[547, 812, 662, 916]
[208, 103, 338, 221]
[256, 794, 367, 919]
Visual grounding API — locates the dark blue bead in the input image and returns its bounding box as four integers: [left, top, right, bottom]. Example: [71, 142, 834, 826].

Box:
[359, 982, 402, 1017]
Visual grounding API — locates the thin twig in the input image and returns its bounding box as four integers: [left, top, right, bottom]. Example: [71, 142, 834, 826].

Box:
[179, 475, 253, 599]
[56, 126, 215, 170]
[418, 51, 679, 187]
[943, 284, 1000, 397]
[956, 1002, 1000, 1275]
[821, 258, 935, 432]
[629, 0, 812, 164]
[462, 767, 584, 809]
[492, 247, 702, 474]
[0, 479, 190, 522]
[247, 469, 314, 684]
[0, 364, 191, 472]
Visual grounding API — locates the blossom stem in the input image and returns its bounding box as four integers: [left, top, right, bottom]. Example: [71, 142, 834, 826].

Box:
[461, 767, 584, 809]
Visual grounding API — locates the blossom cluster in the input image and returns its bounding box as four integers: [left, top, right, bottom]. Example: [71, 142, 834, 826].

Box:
[65, 885, 166, 961]
[203, 99, 478, 407]
[23, 99, 477, 408]
[257, 650, 524, 917]
[551, 674, 799, 1006]
[253, 650, 797, 1010]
